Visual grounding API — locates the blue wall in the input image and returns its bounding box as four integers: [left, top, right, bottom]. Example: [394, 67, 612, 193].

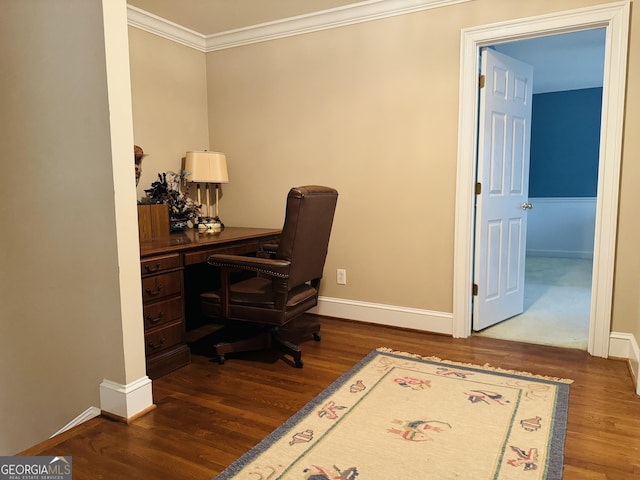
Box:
[529, 87, 602, 197]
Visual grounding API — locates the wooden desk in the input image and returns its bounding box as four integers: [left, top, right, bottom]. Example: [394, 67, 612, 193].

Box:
[139, 227, 280, 379]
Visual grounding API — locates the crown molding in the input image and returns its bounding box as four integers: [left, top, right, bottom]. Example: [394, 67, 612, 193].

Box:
[127, 0, 471, 52]
[127, 5, 207, 51]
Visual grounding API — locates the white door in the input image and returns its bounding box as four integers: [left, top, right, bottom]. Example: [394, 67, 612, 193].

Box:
[473, 48, 534, 331]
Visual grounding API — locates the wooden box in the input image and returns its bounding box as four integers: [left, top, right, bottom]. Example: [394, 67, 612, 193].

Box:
[137, 204, 169, 241]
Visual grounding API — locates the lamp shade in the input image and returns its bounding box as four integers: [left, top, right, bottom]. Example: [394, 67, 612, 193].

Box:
[184, 151, 229, 183]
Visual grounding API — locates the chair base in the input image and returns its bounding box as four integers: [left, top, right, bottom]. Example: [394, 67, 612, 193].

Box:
[212, 315, 320, 368]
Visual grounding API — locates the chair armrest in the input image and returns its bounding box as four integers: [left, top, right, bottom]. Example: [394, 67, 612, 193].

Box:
[208, 254, 291, 278]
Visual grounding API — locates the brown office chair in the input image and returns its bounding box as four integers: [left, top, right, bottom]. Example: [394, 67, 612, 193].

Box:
[200, 186, 338, 367]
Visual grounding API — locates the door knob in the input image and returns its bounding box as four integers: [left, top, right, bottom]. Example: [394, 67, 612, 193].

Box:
[521, 202, 533, 210]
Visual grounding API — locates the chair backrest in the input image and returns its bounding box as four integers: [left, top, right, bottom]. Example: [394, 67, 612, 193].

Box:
[276, 186, 338, 289]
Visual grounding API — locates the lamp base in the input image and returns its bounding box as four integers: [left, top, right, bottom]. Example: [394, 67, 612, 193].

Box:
[211, 216, 225, 230]
[197, 216, 224, 234]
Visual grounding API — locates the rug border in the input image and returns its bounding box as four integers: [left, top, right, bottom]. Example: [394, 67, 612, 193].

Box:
[545, 379, 571, 479]
[377, 347, 574, 384]
[214, 348, 572, 479]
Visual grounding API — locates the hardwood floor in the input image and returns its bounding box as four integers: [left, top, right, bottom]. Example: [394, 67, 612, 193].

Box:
[23, 316, 640, 479]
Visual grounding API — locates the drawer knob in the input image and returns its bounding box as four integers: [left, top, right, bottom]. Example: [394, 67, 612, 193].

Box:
[144, 285, 164, 296]
[148, 338, 165, 349]
[144, 262, 161, 273]
[146, 312, 163, 324]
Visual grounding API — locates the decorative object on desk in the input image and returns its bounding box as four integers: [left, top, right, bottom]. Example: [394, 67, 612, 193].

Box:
[197, 222, 220, 234]
[144, 171, 201, 230]
[169, 219, 190, 232]
[184, 150, 228, 232]
[134, 144, 147, 186]
[215, 348, 572, 480]
[137, 204, 170, 241]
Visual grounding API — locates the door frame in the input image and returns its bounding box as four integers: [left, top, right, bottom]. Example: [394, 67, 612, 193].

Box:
[452, 1, 630, 357]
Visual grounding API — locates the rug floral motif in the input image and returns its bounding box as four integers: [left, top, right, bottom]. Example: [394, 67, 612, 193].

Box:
[215, 348, 572, 480]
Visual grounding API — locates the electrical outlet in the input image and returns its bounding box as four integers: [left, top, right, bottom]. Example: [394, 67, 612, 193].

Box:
[337, 268, 347, 285]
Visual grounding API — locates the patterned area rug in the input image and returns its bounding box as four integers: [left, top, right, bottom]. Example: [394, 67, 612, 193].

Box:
[215, 348, 572, 480]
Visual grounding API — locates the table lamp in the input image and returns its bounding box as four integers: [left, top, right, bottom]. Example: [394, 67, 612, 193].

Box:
[184, 151, 229, 232]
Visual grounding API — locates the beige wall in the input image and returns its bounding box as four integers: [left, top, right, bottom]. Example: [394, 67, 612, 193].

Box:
[206, 13, 460, 311]
[0, 0, 142, 454]
[129, 28, 210, 201]
[104, 1, 148, 385]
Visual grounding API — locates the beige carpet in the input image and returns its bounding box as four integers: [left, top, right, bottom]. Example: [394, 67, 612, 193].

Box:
[474, 256, 592, 350]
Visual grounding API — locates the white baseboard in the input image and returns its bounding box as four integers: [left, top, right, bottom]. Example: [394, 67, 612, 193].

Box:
[51, 376, 155, 438]
[50, 406, 101, 438]
[312, 296, 453, 335]
[609, 332, 640, 395]
[99, 376, 154, 421]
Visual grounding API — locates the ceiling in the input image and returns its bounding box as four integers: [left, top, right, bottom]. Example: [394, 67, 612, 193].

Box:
[494, 29, 606, 94]
[127, 1, 606, 94]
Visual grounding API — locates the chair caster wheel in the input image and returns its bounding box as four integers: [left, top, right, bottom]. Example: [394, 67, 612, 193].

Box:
[217, 354, 225, 365]
[313, 333, 321, 342]
[295, 359, 304, 368]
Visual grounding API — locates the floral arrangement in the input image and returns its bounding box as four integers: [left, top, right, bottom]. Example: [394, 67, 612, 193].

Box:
[144, 171, 201, 223]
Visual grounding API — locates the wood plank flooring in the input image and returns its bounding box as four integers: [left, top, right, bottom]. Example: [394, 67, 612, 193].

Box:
[23, 316, 640, 479]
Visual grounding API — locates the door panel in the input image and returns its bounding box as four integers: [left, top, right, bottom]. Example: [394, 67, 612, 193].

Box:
[506, 218, 522, 293]
[473, 48, 533, 331]
[485, 220, 501, 300]
[489, 113, 506, 192]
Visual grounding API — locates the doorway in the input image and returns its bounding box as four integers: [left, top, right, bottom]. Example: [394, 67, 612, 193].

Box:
[475, 256, 594, 348]
[472, 32, 604, 349]
[452, 2, 630, 358]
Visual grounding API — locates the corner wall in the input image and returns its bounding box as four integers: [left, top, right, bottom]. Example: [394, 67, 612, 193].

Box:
[0, 0, 147, 454]
[129, 28, 210, 201]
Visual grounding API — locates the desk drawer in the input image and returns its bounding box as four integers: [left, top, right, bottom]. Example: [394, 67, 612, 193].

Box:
[143, 297, 182, 330]
[140, 253, 181, 275]
[183, 241, 260, 266]
[142, 271, 182, 302]
[145, 321, 183, 356]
